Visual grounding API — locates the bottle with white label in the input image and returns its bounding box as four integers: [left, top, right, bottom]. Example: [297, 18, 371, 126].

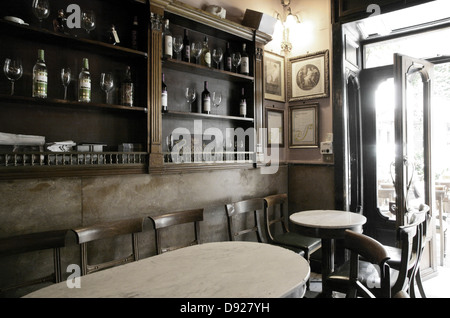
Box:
[239, 87, 247, 117]
[240, 43, 249, 75]
[162, 19, 173, 59]
[202, 81, 211, 114]
[201, 36, 211, 68]
[121, 66, 134, 107]
[32, 49, 48, 98]
[78, 58, 91, 102]
[161, 73, 168, 113]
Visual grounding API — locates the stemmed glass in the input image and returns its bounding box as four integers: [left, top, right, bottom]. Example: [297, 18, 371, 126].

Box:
[100, 73, 114, 104]
[232, 52, 241, 74]
[212, 92, 222, 114]
[185, 87, 197, 112]
[61, 68, 71, 100]
[191, 41, 202, 64]
[165, 134, 173, 162]
[82, 10, 96, 34]
[172, 36, 184, 61]
[212, 48, 223, 69]
[3, 58, 23, 96]
[32, 0, 50, 28]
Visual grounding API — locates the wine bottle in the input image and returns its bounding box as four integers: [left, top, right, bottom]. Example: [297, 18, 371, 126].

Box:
[224, 42, 232, 72]
[239, 87, 247, 117]
[201, 36, 211, 68]
[240, 43, 249, 75]
[131, 16, 138, 50]
[202, 81, 211, 114]
[162, 19, 173, 59]
[108, 24, 120, 46]
[78, 58, 91, 102]
[32, 49, 48, 98]
[161, 73, 168, 113]
[182, 29, 190, 63]
[121, 66, 134, 107]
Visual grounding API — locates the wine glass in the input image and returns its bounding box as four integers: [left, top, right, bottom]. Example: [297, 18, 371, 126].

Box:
[61, 68, 71, 100]
[185, 87, 197, 112]
[165, 134, 173, 162]
[191, 41, 202, 64]
[32, 0, 50, 27]
[172, 36, 184, 61]
[232, 52, 241, 74]
[3, 58, 23, 96]
[82, 10, 96, 34]
[100, 72, 114, 104]
[212, 91, 222, 114]
[212, 48, 223, 69]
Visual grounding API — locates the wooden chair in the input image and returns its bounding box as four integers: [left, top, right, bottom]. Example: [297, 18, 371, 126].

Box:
[326, 209, 425, 298]
[150, 208, 204, 254]
[383, 204, 431, 297]
[0, 229, 68, 297]
[327, 229, 392, 298]
[263, 193, 321, 262]
[225, 198, 264, 242]
[73, 217, 145, 276]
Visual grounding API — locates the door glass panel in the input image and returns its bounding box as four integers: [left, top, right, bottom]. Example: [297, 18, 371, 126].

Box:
[405, 71, 425, 211]
[433, 63, 450, 216]
[375, 78, 396, 218]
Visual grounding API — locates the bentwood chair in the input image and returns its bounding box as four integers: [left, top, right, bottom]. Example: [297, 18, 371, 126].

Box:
[383, 204, 431, 297]
[327, 208, 425, 298]
[327, 229, 392, 298]
[225, 198, 265, 242]
[150, 208, 204, 254]
[73, 217, 145, 276]
[0, 229, 68, 297]
[263, 193, 321, 262]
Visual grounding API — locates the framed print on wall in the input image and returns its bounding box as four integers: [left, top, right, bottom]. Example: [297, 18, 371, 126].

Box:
[289, 103, 319, 149]
[265, 107, 284, 147]
[287, 50, 329, 102]
[264, 51, 285, 102]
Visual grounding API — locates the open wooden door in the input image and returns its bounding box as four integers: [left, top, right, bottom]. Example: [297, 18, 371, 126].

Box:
[393, 54, 434, 228]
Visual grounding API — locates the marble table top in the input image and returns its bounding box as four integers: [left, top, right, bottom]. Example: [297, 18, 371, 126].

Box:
[290, 210, 367, 229]
[24, 241, 310, 298]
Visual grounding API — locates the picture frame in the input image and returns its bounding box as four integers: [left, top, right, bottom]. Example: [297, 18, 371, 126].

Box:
[264, 51, 286, 102]
[287, 50, 329, 102]
[289, 103, 319, 149]
[265, 107, 284, 147]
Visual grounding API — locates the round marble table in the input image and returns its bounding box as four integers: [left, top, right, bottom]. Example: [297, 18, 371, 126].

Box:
[24, 241, 310, 298]
[289, 210, 367, 297]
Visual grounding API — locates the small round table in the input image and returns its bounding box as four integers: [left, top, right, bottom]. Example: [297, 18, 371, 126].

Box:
[289, 210, 367, 297]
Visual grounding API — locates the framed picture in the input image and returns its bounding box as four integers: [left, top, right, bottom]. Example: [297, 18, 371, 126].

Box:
[265, 107, 284, 147]
[264, 51, 285, 102]
[287, 50, 329, 102]
[289, 103, 319, 148]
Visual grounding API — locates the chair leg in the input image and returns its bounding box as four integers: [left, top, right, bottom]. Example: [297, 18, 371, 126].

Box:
[305, 251, 311, 290]
[415, 269, 427, 298]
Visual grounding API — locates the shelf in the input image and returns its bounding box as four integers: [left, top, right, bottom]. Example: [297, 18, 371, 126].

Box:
[0, 94, 148, 113]
[163, 110, 253, 122]
[162, 58, 254, 82]
[0, 151, 148, 180]
[0, 19, 148, 60]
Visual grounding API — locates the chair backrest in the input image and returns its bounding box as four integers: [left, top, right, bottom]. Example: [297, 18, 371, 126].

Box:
[391, 206, 428, 295]
[225, 198, 265, 242]
[263, 193, 289, 243]
[150, 208, 204, 254]
[407, 204, 431, 292]
[73, 217, 145, 276]
[343, 229, 391, 298]
[0, 229, 68, 296]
